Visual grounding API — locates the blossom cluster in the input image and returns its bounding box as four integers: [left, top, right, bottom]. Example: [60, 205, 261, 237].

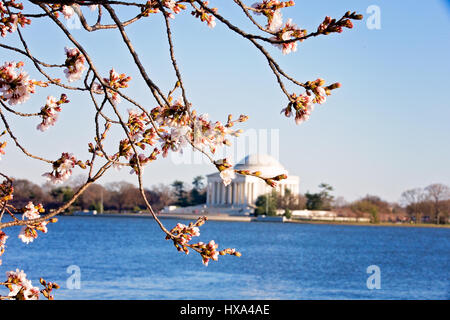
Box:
[271, 18, 306, 55]
[42, 152, 79, 184]
[0, 0, 30, 38]
[251, 1, 306, 54]
[111, 109, 159, 174]
[141, 0, 187, 18]
[4, 269, 39, 300]
[251, 0, 295, 32]
[190, 113, 247, 155]
[166, 216, 241, 266]
[143, 93, 246, 168]
[0, 179, 13, 203]
[215, 157, 235, 186]
[64, 47, 86, 82]
[37, 94, 69, 132]
[0, 140, 6, 160]
[281, 79, 340, 124]
[18, 201, 53, 244]
[0, 61, 46, 105]
[191, 1, 217, 28]
[0, 230, 7, 265]
[39, 278, 60, 300]
[317, 11, 363, 35]
[102, 68, 131, 105]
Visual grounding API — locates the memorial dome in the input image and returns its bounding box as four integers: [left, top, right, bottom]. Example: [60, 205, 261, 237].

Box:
[234, 154, 288, 178]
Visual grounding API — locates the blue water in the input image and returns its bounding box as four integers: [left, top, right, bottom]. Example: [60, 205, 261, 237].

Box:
[1, 216, 449, 299]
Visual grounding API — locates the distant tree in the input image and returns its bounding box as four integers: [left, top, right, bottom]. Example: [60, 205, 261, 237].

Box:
[332, 196, 347, 209]
[255, 190, 278, 216]
[359, 194, 391, 215]
[77, 183, 106, 212]
[171, 180, 190, 207]
[278, 188, 296, 209]
[351, 199, 379, 223]
[105, 181, 140, 212]
[190, 176, 206, 206]
[401, 188, 426, 223]
[305, 192, 323, 210]
[425, 183, 450, 224]
[284, 208, 292, 219]
[9, 179, 48, 209]
[50, 186, 75, 205]
[151, 184, 176, 211]
[306, 183, 334, 210]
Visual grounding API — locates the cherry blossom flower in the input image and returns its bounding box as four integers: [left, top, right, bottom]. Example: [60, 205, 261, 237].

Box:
[61, 5, 75, 19]
[0, 141, 6, 160]
[18, 226, 38, 244]
[313, 86, 327, 104]
[201, 240, 219, 266]
[17, 201, 48, 244]
[163, 0, 176, 10]
[64, 47, 86, 82]
[0, 230, 8, 265]
[281, 92, 314, 124]
[191, 2, 217, 28]
[103, 68, 131, 105]
[160, 125, 191, 157]
[36, 95, 68, 132]
[22, 201, 41, 220]
[5, 269, 40, 300]
[206, 15, 216, 28]
[219, 168, 235, 186]
[0, 1, 31, 37]
[42, 152, 77, 184]
[271, 18, 305, 55]
[0, 61, 38, 105]
[268, 9, 283, 31]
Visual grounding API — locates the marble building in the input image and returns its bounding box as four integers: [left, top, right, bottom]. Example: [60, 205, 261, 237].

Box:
[206, 154, 299, 208]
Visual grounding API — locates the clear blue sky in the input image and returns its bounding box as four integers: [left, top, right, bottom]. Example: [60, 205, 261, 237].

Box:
[1, 0, 449, 203]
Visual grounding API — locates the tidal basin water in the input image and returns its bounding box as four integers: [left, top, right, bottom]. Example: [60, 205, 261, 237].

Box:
[1, 216, 449, 299]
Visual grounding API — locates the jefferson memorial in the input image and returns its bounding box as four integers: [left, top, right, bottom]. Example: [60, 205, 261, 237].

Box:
[206, 154, 299, 211]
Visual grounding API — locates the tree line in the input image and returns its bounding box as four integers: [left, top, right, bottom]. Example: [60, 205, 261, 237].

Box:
[9, 175, 207, 214]
[8, 176, 450, 224]
[254, 183, 450, 224]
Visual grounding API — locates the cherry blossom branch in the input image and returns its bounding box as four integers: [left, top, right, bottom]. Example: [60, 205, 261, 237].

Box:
[0, 160, 112, 229]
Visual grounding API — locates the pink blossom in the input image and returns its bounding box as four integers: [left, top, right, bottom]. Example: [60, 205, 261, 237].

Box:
[219, 168, 235, 186]
[62, 5, 75, 19]
[42, 152, 77, 184]
[163, 0, 176, 10]
[64, 47, 86, 82]
[18, 227, 37, 244]
[268, 9, 283, 31]
[23, 202, 40, 220]
[0, 141, 6, 160]
[314, 86, 327, 104]
[207, 16, 216, 28]
[37, 96, 62, 132]
[0, 62, 36, 105]
[6, 269, 40, 300]
[0, 230, 8, 265]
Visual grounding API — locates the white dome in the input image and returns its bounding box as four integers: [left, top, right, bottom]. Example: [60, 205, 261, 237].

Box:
[234, 154, 287, 178]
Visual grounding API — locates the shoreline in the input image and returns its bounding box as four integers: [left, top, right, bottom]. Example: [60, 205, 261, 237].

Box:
[67, 212, 450, 229]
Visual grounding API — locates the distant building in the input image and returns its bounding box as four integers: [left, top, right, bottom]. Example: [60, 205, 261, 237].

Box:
[206, 154, 299, 213]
